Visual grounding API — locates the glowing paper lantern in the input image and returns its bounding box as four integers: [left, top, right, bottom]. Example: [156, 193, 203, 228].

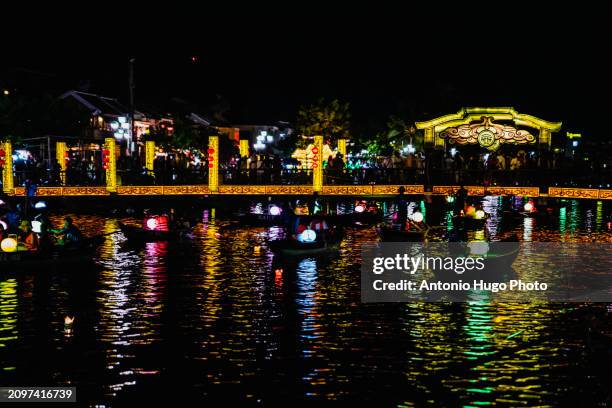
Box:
[1, 237, 18, 252]
[299, 229, 317, 243]
[34, 201, 47, 209]
[446, 196, 455, 203]
[0, 220, 7, 230]
[524, 202, 534, 212]
[465, 205, 476, 216]
[475, 210, 485, 219]
[355, 204, 365, 213]
[146, 218, 158, 230]
[411, 211, 424, 223]
[269, 205, 282, 216]
[31, 220, 42, 233]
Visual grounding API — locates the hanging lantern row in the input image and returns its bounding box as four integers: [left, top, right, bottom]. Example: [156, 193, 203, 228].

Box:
[311, 146, 319, 169]
[207, 148, 215, 168]
[102, 149, 111, 170]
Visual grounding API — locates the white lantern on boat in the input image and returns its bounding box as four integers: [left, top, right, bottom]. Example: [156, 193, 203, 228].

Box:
[524, 202, 534, 212]
[475, 210, 485, 219]
[269, 205, 282, 216]
[355, 204, 365, 213]
[299, 229, 317, 243]
[411, 211, 424, 223]
[31, 220, 42, 233]
[146, 218, 158, 230]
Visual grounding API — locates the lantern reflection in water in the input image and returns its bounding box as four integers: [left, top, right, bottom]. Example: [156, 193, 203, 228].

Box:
[0, 278, 18, 355]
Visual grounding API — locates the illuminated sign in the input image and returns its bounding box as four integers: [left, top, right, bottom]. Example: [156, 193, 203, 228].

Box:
[440, 116, 535, 151]
[417, 107, 562, 150]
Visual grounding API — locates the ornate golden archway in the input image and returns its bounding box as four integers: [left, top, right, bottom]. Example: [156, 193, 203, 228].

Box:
[415, 107, 562, 150]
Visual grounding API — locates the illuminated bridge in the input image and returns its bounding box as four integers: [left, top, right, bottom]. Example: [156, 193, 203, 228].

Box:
[3, 184, 611, 201]
[2, 108, 610, 201]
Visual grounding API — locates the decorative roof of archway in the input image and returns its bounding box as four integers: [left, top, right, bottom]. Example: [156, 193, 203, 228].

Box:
[416, 107, 562, 133]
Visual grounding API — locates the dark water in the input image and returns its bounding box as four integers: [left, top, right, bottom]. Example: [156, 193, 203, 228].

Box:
[1, 198, 611, 407]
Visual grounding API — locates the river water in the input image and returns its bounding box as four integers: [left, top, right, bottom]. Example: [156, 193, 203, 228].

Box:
[1, 197, 611, 406]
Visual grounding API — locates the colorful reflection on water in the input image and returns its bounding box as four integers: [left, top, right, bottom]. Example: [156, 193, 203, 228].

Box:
[0, 198, 610, 406]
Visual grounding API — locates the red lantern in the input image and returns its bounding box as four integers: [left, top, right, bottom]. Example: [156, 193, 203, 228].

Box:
[102, 147, 112, 170]
[208, 148, 215, 155]
[0, 149, 5, 157]
[312, 147, 319, 154]
[208, 163, 214, 168]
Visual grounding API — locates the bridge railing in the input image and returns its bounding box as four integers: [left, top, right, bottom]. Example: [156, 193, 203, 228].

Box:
[2, 139, 610, 193]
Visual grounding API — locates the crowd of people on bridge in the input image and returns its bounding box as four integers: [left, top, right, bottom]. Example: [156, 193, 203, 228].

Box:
[12, 150, 103, 188]
[3, 144, 609, 190]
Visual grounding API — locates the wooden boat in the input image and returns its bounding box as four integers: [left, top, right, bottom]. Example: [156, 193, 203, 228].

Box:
[480, 239, 520, 270]
[377, 225, 426, 242]
[270, 228, 343, 256]
[236, 213, 285, 226]
[236, 211, 380, 228]
[269, 238, 341, 256]
[450, 235, 520, 270]
[0, 236, 103, 272]
[119, 222, 192, 242]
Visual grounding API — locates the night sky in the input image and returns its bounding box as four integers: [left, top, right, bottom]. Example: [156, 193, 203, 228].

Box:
[2, 16, 609, 140]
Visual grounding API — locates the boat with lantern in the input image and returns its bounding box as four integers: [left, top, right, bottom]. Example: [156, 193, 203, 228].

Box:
[336, 201, 382, 228]
[449, 234, 521, 271]
[269, 217, 344, 256]
[503, 199, 555, 221]
[118, 213, 193, 242]
[236, 205, 285, 226]
[0, 234, 103, 271]
[453, 205, 489, 228]
[118, 223, 192, 242]
[377, 208, 428, 241]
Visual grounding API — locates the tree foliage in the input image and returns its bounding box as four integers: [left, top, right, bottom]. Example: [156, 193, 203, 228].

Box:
[296, 98, 350, 147]
[0, 93, 90, 142]
[146, 116, 237, 162]
[366, 115, 423, 155]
